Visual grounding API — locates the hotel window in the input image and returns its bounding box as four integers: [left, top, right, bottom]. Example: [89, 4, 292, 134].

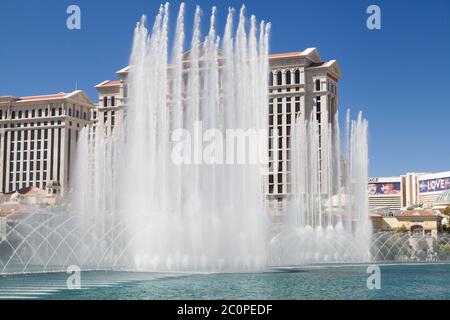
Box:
[103, 97, 108, 107]
[44, 109, 48, 117]
[11, 111, 16, 119]
[285, 70, 291, 85]
[315, 79, 321, 91]
[76, 110, 80, 118]
[286, 115, 291, 125]
[25, 110, 29, 118]
[268, 72, 273, 86]
[277, 115, 282, 125]
[38, 109, 42, 117]
[277, 71, 282, 86]
[111, 96, 115, 107]
[51, 108, 56, 116]
[295, 70, 300, 84]
[59, 107, 62, 115]
[69, 108, 72, 116]
[316, 96, 321, 112]
[32, 109, 35, 117]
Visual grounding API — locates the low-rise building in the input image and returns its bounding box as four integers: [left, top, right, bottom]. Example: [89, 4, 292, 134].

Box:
[370, 209, 444, 237]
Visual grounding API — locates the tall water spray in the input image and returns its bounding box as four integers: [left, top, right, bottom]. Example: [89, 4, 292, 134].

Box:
[269, 110, 372, 265]
[101, 3, 270, 272]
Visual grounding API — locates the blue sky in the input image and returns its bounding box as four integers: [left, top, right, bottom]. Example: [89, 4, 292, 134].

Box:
[0, 0, 449, 177]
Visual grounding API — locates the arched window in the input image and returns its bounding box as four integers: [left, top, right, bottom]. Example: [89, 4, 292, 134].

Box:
[295, 70, 300, 84]
[51, 108, 56, 116]
[269, 72, 273, 86]
[38, 109, 42, 117]
[69, 108, 72, 116]
[103, 96, 108, 107]
[111, 96, 115, 107]
[285, 70, 291, 85]
[11, 111, 16, 119]
[277, 71, 282, 86]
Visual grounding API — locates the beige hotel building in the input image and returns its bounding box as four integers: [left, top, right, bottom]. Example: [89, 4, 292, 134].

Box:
[0, 91, 93, 194]
[94, 48, 341, 207]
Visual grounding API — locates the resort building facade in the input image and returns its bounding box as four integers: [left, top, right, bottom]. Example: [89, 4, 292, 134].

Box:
[95, 48, 341, 208]
[0, 91, 93, 194]
[368, 171, 450, 212]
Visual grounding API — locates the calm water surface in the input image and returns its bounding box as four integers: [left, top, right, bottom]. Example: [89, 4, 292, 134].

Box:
[0, 264, 449, 300]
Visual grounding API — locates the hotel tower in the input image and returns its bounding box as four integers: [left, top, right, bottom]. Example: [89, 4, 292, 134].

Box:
[0, 91, 93, 194]
[94, 48, 341, 210]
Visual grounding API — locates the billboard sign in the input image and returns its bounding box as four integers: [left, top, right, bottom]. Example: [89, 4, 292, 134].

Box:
[368, 182, 401, 196]
[419, 177, 450, 193]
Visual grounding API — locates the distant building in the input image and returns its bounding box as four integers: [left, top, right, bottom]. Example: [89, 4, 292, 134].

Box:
[0, 91, 93, 194]
[370, 209, 444, 237]
[368, 171, 450, 211]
